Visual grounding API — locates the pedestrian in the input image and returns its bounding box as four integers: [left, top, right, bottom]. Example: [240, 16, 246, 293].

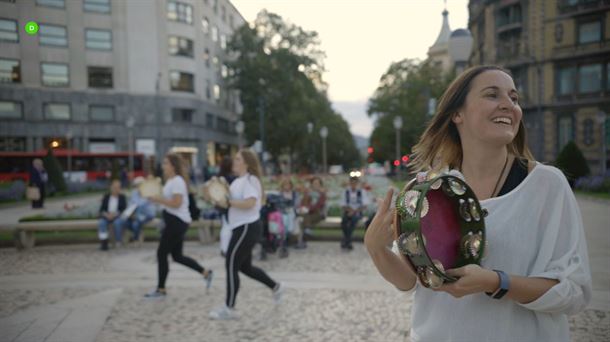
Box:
[145, 153, 213, 298]
[340, 175, 369, 250]
[98, 179, 127, 250]
[364, 65, 591, 341]
[209, 148, 284, 320]
[298, 176, 327, 248]
[29, 158, 48, 209]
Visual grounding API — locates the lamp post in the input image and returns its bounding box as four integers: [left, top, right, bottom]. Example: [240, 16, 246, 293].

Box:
[307, 122, 314, 172]
[393, 116, 403, 178]
[126, 116, 135, 174]
[598, 111, 607, 176]
[319, 126, 328, 174]
[66, 129, 72, 180]
[235, 120, 245, 149]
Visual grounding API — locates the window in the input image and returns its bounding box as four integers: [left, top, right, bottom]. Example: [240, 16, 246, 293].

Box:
[220, 34, 226, 50]
[213, 84, 220, 101]
[84, 0, 110, 13]
[201, 17, 209, 34]
[583, 118, 594, 146]
[167, 1, 192, 24]
[221, 5, 226, 22]
[0, 101, 22, 119]
[211, 26, 218, 42]
[85, 29, 112, 50]
[36, 0, 64, 8]
[0, 19, 18, 42]
[206, 113, 215, 128]
[558, 115, 573, 150]
[217, 117, 229, 133]
[578, 20, 602, 44]
[557, 66, 576, 96]
[0, 137, 26, 152]
[0, 59, 20, 83]
[496, 4, 521, 27]
[171, 108, 194, 123]
[169, 71, 194, 92]
[212, 56, 218, 66]
[41, 63, 69, 87]
[44, 103, 71, 120]
[89, 105, 114, 121]
[88, 66, 113, 88]
[39, 24, 67, 47]
[206, 80, 211, 99]
[230, 15, 234, 29]
[168, 36, 194, 57]
[221, 64, 228, 78]
[579, 64, 602, 93]
[203, 48, 210, 67]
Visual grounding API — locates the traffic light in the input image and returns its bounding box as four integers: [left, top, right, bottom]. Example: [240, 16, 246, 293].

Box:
[402, 155, 409, 163]
[393, 159, 400, 166]
[367, 146, 374, 154]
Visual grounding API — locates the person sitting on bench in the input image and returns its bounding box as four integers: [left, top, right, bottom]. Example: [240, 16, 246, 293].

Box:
[98, 179, 127, 250]
[340, 175, 369, 251]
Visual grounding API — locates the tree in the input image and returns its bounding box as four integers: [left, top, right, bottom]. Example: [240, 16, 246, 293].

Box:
[367, 59, 453, 163]
[43, 148, 66, 193]
[227, 10, 359, 172]
[555, 140, 590, 187]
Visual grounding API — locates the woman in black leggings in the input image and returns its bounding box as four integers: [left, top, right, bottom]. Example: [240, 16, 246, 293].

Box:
[145, 153, 213, 298]
[209, 149, 284, 320]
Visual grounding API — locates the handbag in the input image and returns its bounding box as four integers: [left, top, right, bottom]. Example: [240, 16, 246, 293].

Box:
[26, 186, 41, 201]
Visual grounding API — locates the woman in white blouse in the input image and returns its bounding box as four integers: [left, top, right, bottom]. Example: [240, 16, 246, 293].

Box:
[365, 65, 592, 341]
[209, 149, 284, 320]
[145, 153, 213, 298]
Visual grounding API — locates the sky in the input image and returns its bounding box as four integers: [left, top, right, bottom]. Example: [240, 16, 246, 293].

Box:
[231, 0, 470, 138]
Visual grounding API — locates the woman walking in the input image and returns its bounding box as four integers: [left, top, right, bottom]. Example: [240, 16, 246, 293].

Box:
[209, 149, 284, 320]
[145, 153, 213, 298]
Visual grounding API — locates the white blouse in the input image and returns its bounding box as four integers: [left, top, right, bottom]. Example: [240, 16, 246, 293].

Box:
[227, 173, 262, 230]
[409, 163, 592, 342]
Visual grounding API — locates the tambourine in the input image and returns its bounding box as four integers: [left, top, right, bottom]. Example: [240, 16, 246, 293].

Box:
[139, 177, 162, 198]
[394, 173, 488, 288]
[201, 176, 230, 208]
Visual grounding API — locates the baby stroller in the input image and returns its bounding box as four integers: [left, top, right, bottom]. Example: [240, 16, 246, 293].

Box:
[259, 191, 290, 259]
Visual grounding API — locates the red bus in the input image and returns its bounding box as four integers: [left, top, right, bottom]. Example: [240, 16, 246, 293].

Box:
[0, 150, 145, 182]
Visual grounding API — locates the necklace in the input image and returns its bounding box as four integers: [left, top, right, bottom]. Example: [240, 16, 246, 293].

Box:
[461, 153, 509, 199]
[490, 154, 509, 198]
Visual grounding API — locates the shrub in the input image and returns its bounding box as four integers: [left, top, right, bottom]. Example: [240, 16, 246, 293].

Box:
[555, 141, 590, 187]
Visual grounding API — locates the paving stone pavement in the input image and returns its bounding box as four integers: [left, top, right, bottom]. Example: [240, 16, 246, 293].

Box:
[0, 241, 608, 342]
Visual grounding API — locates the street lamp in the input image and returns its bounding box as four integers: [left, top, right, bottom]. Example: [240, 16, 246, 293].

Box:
[126, 116, 135, 174]
[235, 120, 245, 149]
[598, 111, 607, 176]
[66, 129, 73, 180]
[319, 126, 328, 174]
[307, 122, 314, 172]
[393, 116, 403, 177]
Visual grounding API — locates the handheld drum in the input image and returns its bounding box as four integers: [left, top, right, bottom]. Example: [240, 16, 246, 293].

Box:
[394, 173, 488, 288]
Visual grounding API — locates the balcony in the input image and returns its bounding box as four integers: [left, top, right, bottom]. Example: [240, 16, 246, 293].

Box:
[557, 0, 610, 16]
[552, 40, 610, 61]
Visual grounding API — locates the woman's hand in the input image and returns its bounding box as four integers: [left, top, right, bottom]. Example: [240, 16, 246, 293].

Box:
[435, 264, 499, 298]
[364, 189, 396, 252]
[147, 195, 163, 205]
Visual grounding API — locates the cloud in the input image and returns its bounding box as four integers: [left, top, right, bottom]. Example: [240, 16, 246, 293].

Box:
[332, 100, 374, 138]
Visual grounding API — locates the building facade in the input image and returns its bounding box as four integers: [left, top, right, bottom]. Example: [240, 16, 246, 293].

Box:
[468, 0, 610, 174]
[0, 0, 245, 172]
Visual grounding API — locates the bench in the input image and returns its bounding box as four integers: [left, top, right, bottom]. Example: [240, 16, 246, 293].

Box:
[12, 218, 221, 250]
[316, 216, 368, 229]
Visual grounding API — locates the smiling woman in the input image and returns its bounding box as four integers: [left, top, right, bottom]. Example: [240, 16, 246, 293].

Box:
[364, 65, 592, 342]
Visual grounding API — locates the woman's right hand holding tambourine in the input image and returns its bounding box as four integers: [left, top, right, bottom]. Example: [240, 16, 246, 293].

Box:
[364, 189, 396, 252]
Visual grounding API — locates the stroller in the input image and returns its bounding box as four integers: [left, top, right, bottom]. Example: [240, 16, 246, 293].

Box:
[259, 191, 291, 259]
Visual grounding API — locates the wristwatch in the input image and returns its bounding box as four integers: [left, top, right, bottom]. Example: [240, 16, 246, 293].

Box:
[486, 269, 510, 299]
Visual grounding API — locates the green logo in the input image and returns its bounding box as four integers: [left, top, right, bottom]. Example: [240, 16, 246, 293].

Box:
[25, 21, 39, 35]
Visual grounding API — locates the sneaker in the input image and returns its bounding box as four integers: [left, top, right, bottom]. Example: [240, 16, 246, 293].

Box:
[144, 289, 166, 299]
[209, 305, 238, 320]
[204, 270, 214, 290]
[272, 282, 285, 304]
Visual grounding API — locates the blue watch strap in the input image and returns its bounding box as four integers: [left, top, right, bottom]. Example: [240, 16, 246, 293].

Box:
[486, 269, 510, 299]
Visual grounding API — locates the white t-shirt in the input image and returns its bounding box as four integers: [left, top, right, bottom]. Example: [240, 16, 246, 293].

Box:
[341, 187, 370, 211]
[408, 163, 592, 342]
[108, 195, 119, 214]
[227, 173, 262, 230]
[162, 175, 191, 224]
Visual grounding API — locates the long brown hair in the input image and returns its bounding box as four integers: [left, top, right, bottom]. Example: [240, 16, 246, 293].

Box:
[239, 148, 264, 198]
[410, 65, 534, 173]
[165, 153, 189, 186]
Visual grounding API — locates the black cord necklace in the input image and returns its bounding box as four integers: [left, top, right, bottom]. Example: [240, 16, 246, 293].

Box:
[460, 153, 509, 199]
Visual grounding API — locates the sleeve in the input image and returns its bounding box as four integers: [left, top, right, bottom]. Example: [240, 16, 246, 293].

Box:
[518, 172, 592, 315]
[99, 195, 107, 215]
[243, 176, 261, 200]
[171, 178, 188, 197]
